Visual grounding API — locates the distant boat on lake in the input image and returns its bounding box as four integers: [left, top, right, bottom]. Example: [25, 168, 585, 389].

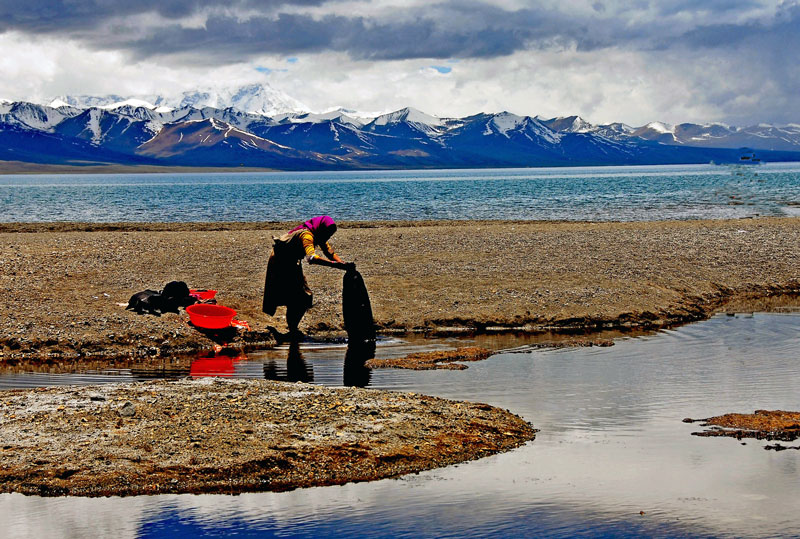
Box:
[739, 151, 762, 164]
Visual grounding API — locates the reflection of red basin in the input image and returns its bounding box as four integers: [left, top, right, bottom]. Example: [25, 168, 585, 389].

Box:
[190, 357, 235, 377]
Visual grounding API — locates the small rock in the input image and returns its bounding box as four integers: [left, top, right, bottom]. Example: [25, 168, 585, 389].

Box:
[118, 401, 136, 418]
[89, 393, 106, 402]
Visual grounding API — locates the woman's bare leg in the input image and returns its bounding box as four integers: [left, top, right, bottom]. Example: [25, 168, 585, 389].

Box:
[286, 305, 306, 339]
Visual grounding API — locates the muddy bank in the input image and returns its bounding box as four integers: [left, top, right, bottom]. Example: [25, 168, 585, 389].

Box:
[0, 378, 536, 497]
[365, 347, 494, 370]
[685, 410, 800, 449]
[1, 218, 798, 362]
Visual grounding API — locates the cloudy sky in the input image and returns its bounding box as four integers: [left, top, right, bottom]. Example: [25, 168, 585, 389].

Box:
[1, 0, 798, 126]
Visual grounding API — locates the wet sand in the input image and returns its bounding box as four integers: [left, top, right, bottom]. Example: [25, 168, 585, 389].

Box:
[1, 218, 798, 362]
[0, 378, 535, 496]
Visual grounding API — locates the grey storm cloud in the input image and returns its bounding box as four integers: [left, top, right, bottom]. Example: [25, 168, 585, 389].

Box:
[1, 0, 798, 63]
[119, 10, 547, 62]
[0, 0, 327, 33]
[677, 2, 800, 49]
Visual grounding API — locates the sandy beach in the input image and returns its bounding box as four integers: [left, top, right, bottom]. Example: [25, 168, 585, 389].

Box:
[1, 218, 798, 362]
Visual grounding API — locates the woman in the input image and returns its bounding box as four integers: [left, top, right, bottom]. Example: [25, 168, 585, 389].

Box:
[262, 215, 354, 339]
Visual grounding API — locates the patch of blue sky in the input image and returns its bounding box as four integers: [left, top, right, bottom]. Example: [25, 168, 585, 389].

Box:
[255, 66, 287, 74]
[286, 57, 298, 63]
[431, 65, 452, 74]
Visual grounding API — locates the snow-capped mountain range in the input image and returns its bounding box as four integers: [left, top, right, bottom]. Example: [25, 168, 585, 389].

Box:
[2, 83, 800, 170]
[48, 83, 309, 117]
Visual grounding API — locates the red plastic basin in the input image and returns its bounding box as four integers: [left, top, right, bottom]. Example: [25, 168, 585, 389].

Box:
[186, 304, 236, 329]
[190, 289, 218, 300]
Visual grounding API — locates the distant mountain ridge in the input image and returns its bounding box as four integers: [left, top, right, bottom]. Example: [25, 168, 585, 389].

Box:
[2, 85, 800, 170]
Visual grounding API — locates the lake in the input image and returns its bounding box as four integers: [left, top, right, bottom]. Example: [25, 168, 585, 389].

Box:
[1, 163, 799, 223]
[2, 163, 799, 537]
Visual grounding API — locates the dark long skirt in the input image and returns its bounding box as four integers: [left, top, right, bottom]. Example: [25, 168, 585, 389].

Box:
[262, 249, 312, 316]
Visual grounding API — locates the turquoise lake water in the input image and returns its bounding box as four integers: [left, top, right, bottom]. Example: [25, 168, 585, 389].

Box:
[1, 163, 799, 222]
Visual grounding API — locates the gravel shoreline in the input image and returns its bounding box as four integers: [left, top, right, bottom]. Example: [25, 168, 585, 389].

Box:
[1, 218, 798, 362]
[0, 378, 536, 496]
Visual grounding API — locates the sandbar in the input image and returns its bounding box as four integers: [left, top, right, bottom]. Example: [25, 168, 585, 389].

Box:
[0, 378, 535, 496]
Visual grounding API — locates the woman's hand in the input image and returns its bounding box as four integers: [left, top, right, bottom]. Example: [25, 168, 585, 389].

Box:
[308, 257, 355, 271]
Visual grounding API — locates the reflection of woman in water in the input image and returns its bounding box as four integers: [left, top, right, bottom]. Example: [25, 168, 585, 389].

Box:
[286, 341, 314, 382]
[261, 342, 371, 386]
[262, 216, 354, 339]
[262, 342, 314, 383]
[343, 341, 374, 387]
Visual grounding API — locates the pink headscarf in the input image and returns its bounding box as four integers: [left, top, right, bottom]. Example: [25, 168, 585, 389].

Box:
[289, 215, 336, 236]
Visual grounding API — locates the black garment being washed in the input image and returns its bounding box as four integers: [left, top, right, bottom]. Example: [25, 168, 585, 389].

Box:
[342, 269, 375, 343]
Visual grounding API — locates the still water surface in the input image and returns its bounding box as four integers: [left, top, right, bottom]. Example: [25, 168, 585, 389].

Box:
[2, 313, 800, 537]
[2, 163, 799, 222]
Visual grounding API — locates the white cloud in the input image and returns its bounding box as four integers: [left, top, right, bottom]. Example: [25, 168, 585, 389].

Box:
[261, 49, 753, 125]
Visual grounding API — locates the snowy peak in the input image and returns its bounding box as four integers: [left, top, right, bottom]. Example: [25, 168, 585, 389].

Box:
[280, 109, 366, 127]
[51, 94, 128, 109]
[48, 99, 74, 109]
[632, 122, 678, 142]
[173, 83, 308, 116]
[372, 107, 443, 127]
[590, 122, 635, 140]
[645, 121, 675, 134]
[228, 82, 307, 115]
[0, 101, 80, 131]
[487, 112, 525, 135]
[742, 123, 800, 136]
[674, 122, 732, 142]
[480, 112, 557, 142]
[541, 115, 594, 133]
[601, 122, 634, 133]
[364, 107, 450, 138]
[102, 99, 158, 111]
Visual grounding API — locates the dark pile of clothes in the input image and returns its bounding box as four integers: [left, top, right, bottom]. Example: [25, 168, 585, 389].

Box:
[126, 281, 197, 316]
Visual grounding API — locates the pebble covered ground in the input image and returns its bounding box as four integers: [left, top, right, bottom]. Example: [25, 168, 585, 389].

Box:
[0, 378, 536, 496]
[1, 218, 798, 362]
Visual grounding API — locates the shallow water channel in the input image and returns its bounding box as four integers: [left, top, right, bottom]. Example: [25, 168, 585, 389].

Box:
[2, 312, 800, 537]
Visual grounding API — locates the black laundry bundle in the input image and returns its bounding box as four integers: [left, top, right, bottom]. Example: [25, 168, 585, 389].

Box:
[126, 281, 196, 316]
[342, 269, 376, 343]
